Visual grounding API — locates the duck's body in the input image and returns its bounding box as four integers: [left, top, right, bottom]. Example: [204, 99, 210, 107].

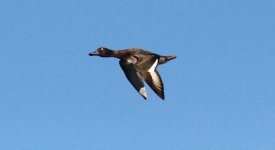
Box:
[89, 47, 176, 100]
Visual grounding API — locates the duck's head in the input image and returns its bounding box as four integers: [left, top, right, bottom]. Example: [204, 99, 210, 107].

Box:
[89, 47, 111, 57]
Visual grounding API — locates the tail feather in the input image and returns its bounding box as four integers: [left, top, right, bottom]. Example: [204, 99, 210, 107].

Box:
[159, 55, 176, 64]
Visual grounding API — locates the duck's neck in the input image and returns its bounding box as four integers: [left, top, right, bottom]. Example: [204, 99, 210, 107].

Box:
[106, 50, 125, 59]
[104, 50, 115, 57]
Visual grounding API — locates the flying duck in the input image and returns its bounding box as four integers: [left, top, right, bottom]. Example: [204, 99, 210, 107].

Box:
[89, 47, 176, 100]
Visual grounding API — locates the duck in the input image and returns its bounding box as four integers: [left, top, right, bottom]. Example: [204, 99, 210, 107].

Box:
[89, 47, 176, 100]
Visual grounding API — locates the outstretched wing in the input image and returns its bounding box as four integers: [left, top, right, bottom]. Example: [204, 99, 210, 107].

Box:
[143, 59, 165, 100]
[119, 59, 147, 100]
[144, 71, 164, 100]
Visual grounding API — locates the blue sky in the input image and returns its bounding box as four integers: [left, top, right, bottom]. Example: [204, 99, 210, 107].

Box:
[1, 0, 275, 149]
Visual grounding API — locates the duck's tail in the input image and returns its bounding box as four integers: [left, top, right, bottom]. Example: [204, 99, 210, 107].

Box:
[159, 55, 176, 65]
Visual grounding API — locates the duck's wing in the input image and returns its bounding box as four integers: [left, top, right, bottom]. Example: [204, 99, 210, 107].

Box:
[143, 59, 165, 100]
[119, 59, 147, 100]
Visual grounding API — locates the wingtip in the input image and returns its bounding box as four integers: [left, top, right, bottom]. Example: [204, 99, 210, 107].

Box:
[143, 96, 148, 100]
[159, 94, 165, 100]
[139, 87, 148, 100]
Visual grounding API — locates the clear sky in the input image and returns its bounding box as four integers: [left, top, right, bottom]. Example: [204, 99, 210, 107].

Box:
[1, 0, 274, 149]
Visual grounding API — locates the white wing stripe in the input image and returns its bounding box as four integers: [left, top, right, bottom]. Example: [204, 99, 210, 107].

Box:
[139, 87, 147, 99]
[148, 59, 158, 72]
[147, 59, 163, 92]
[150, 71, 161, 88]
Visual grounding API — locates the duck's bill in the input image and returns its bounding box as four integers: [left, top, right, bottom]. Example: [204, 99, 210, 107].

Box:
[88, 51, 99, 56]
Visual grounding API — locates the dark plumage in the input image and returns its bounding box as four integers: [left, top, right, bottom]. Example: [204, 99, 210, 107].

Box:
[89, 47, 176, 100]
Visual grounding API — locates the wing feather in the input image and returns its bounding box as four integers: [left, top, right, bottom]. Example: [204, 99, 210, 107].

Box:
[119, 60, 147, 99]
[144, 70, 164, 100]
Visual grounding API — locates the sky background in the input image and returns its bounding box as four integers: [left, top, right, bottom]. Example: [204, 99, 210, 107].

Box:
[1, 0, 275, 149]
